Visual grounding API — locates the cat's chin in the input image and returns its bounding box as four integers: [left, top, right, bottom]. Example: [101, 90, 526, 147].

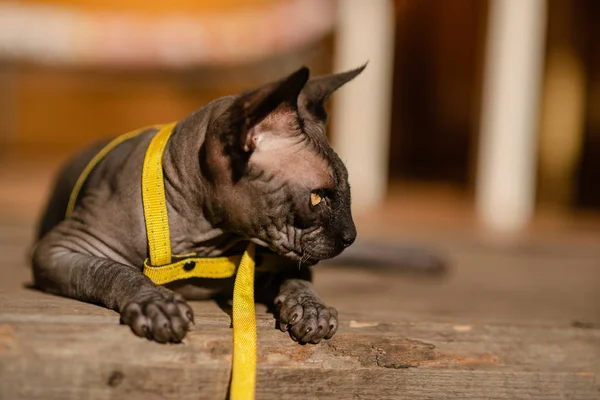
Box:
[281, 247, 342, 267]
[280, 250, 320, 266]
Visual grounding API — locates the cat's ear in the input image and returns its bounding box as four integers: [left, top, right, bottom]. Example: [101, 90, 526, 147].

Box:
[215, 66, 309, 180]
[301, 63, 367, 122]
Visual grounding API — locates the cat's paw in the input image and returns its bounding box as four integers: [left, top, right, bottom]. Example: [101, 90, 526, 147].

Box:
[274, 292, 338, 344]
[120, 292, 194, 344]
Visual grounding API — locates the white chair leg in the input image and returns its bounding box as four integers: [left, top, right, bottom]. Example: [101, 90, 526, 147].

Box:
[476, 0, 548, 234]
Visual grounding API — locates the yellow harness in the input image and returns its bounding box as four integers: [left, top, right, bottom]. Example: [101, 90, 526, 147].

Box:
[67, 123, 257, 400]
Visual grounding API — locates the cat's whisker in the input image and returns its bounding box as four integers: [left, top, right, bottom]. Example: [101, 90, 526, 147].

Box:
[299, 247, 315, 270]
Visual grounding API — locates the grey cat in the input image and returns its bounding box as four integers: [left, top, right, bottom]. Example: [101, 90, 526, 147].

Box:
[32, 66, 368, 345]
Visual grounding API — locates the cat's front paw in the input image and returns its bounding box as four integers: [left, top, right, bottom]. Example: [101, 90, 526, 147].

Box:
[120, 292, 194, 344]
[275, 292, 338, 344]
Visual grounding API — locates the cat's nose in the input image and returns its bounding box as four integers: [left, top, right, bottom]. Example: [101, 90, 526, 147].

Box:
[341, 230, 356, 247]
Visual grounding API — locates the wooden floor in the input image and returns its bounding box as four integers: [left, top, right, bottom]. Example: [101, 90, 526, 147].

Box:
[0, 155, 599, 399]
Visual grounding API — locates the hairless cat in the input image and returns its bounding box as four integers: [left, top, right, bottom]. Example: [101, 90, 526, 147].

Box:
[32, 65, 444, 345]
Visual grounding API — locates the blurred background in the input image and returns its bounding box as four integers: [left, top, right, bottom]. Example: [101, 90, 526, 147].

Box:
[0, 0, 599, 243]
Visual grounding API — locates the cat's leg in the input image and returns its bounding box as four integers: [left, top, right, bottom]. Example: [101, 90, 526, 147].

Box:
[32, 224, 194, 343]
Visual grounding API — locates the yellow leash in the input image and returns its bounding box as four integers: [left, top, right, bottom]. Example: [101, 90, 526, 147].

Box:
[67, 124, 257, 400]
[231, 242, 257, 400]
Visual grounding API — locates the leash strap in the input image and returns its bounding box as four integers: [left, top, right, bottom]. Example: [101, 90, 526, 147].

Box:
[231, 242, 257, 400]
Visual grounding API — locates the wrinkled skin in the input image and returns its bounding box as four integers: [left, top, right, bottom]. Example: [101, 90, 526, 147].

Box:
[32, 66, 365, 344]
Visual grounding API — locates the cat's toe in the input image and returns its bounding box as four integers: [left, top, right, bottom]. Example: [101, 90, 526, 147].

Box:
[275, 296, 303, 332]
[323, 308, 339, 340]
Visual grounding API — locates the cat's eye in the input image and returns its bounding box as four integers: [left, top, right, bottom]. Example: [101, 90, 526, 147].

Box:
[310, 192, 322, 206]
[310, 189, 332, 207]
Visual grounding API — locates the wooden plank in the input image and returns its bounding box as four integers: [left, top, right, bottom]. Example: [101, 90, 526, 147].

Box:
[1, 271, 599, 399]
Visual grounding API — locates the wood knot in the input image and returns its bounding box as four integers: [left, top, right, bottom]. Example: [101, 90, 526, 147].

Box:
[107, 371, 125, 387]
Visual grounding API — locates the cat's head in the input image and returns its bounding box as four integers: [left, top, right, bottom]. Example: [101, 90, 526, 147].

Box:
[203, 65, 365, 265]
